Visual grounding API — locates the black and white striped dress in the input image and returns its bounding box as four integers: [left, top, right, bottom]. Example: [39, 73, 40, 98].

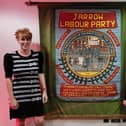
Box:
[4, 50, 45, 119]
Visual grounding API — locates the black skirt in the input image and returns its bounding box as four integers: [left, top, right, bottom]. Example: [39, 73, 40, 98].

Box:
[10, 101, 45, 119]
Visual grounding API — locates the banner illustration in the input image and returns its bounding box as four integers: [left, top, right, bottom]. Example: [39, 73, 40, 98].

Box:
[55, 9, 121, 101]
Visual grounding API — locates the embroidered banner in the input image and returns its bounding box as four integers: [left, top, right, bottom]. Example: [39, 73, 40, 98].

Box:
[55, 9, 121, 101]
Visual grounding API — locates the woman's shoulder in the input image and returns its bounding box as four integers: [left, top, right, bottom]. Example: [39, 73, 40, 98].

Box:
[32, 50, 43, 55]
[4, 51, 16, 57]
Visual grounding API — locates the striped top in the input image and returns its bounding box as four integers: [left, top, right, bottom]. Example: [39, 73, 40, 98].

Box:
[4, 50, 44, 103]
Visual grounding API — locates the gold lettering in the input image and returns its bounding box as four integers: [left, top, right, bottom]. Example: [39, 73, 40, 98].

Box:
[111, 20, 116, 27]
[78, 14, 88, 20]
[73, 13, 77, 20]
[82, 21, 89, 28]
[78, 14, 83, 20]
[65, 21, 70, 27]
[90, 21, 96, 27]
[72, 13, 104, 20]
[94, 14, 103, 20]
[100, 21, 106, 27]
[59, 21, 64, 27]
[69, 21, 74, 27]
[91, 20, 116, 28]
[60, 20, 115, 28]
[89, 14, 93, 20]
[60, 21, 89, 28]
[75, 21, 80, 27]
[96, 21, 101, 28]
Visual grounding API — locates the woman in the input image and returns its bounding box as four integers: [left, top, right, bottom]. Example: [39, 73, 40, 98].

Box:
[3, 28, 48, 126]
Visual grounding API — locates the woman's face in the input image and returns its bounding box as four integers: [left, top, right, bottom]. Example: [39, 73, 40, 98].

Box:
[17, 36, 32, 51]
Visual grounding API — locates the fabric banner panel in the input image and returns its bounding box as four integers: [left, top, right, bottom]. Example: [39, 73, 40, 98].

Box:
[38, 6, 126, 119]
[55, 9, 121, 102]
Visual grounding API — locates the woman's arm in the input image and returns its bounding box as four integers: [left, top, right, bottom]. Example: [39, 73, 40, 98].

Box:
[4, 54, 19, 109]
[5, 78, 19, 109]
[39, 73, 48, 104]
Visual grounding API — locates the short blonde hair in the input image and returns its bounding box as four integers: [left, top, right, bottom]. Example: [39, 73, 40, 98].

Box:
[15, 28, 32, 40]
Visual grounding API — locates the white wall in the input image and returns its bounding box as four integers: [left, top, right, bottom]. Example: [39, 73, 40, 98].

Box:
[0, 0, 125, 126]
[0, 0, 39, 125]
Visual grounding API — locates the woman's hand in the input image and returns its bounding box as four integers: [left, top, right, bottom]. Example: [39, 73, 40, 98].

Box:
[123, 100, 126, 106]
[9, 98, 19, 110]
[42, 91, 48, 104]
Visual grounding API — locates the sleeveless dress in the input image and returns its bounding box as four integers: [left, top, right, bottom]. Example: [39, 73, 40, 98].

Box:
[4, 50, 45, 119]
